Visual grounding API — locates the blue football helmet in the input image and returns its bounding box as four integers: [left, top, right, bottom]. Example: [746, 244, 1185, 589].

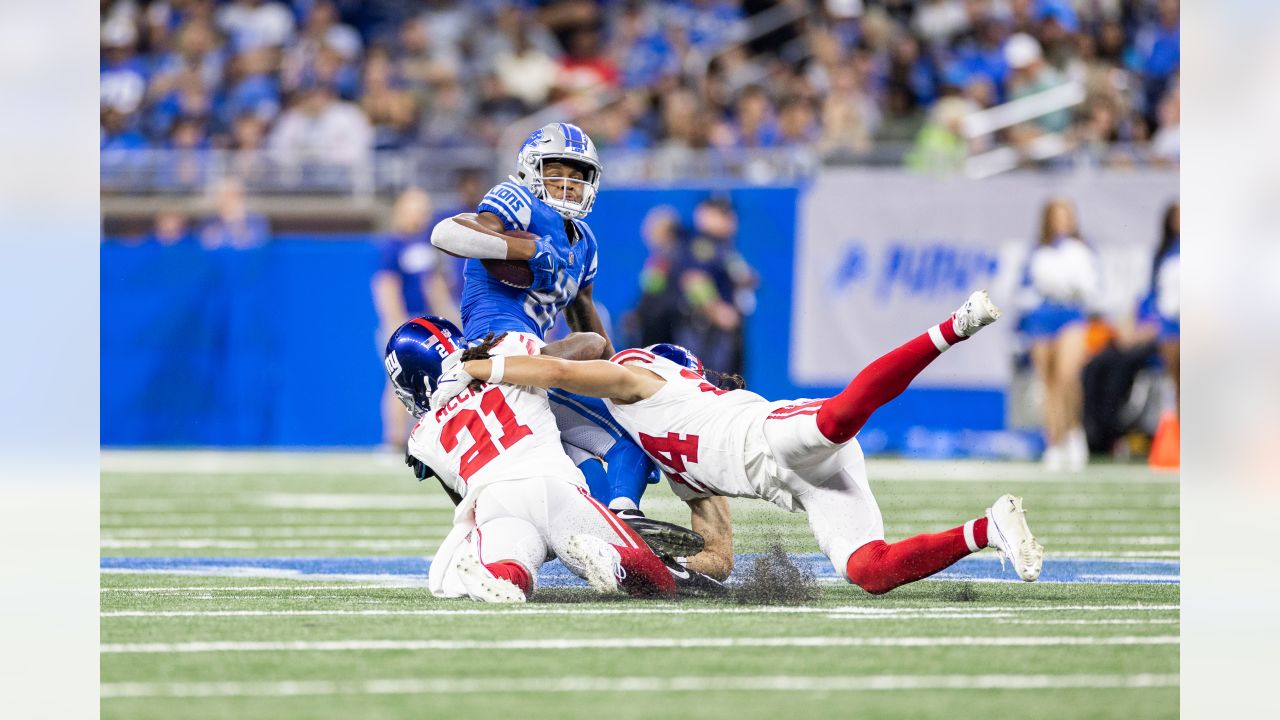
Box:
[384, 316, 466, 415]
[514, 122, 602, 220]
[645, 343, 703, 375]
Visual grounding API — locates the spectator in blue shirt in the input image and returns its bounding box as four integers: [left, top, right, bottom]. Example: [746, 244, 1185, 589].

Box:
[217, 48, 282, 131]
[1131, 0, 1180, 118]
[373, 187, 459, 446]
[101, 18, 150, 115]
[199, 177, 271, 250]
[101, 108, 149, 151]
[149, 210, 197, 247]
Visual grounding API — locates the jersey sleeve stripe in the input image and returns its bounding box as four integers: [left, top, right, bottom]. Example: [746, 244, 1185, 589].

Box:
[478, 197, 519, 228]
[511, 182, 536, 205]
[768, 408, 821, 420]
[767, 399, 825, 419]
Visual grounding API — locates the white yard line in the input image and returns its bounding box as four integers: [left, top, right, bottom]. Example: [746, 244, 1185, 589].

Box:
[100, 603, 1180, 618]
[101, 673, 1180, 698]
[101, 585, 418, 592]
[101, 539, 439, 550]
[1009, 619, 1180, 626]
[101, 635, 1179, 654]
[1045, 551, 1180, 559]
[99, 569, 431, 585]
[101, 526, 447, 538]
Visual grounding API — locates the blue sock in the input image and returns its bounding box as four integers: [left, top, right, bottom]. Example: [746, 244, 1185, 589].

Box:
[577, 458, 609, 505]
[605, 441, 655, 510]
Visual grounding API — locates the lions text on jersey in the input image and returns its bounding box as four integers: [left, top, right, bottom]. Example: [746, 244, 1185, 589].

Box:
[461, 181, 599, 342]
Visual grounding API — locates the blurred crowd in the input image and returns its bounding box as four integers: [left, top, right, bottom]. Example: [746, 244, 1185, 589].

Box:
[101, 0, 1180, 173]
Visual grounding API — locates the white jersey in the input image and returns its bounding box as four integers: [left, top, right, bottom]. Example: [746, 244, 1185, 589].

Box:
[603, 348, 780, 503]
[408, 335, 581, 522]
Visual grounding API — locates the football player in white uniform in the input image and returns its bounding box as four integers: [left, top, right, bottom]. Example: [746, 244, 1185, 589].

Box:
[433, 291, 1045, 593]
[385, 315, 688, 602]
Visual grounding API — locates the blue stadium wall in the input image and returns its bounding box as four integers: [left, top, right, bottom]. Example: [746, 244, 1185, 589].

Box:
[101, 185, 999, 451]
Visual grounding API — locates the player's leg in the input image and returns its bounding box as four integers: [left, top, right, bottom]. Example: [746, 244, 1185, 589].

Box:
[813, 289, 1001, 445]
[797, 446, 1042, 594]
[456, 484, 550, 602]
[543, 480, 677, 597]
[602, 440, 653, 512]
[575, 455, 611, 503]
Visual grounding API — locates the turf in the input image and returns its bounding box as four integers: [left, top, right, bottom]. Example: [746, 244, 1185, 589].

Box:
[101, 451, 1179, 719]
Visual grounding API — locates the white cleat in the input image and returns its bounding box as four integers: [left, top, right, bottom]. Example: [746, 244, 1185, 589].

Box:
[562, 534, 626, 596]
[455, 547, 527, 603]
[953, 289, 1001, 338]
[985, 494, 1044, 582]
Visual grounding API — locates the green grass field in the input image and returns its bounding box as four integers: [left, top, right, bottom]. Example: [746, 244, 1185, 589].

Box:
[101, 451, 1179, 719]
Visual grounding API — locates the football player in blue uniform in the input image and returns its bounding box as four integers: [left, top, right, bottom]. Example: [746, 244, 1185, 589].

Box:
[427, 122, 689, 552]
[430, 122, 610, 348]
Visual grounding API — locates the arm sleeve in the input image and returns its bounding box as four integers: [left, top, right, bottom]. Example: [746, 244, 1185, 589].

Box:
[476, 182, 535, 231]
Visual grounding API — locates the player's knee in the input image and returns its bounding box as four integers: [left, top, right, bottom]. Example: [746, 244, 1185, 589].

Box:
[844, 540, 896, 595]
[816, 404, 867, 445]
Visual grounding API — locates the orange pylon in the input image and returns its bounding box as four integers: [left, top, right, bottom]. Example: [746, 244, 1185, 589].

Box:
[1149, 412, 1180, 469]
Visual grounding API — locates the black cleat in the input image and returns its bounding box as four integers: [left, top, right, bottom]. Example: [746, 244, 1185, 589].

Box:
[613, 508, 706, 557]
[660, 553, 728, 598]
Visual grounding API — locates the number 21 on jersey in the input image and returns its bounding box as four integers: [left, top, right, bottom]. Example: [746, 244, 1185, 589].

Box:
[439, 389, 532, 481]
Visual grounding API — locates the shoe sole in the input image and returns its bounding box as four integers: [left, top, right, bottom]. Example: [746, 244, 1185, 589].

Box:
[975, 290, 1002, 322]
[563, 535, 624, 596]
[455, 549, 527, 603]
[988, 495, 1044, 582]
[620, 515, 706, 557]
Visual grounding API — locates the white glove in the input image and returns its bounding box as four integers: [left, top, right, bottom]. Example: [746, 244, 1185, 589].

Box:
[429, 350, 476, 410]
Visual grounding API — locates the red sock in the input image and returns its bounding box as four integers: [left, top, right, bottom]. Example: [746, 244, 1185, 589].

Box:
[483, 561, 532, 597]
[844, 517, 988, 595]
[816, 316, 965, 443]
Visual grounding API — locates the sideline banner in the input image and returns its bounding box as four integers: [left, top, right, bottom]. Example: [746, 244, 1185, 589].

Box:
[792, 169, 1178, 389]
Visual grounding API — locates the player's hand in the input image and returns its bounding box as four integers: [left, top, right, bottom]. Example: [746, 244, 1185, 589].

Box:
[405, 452, 434, 481]
[429, 350, 476, 409]
[528, 235, 566, 292]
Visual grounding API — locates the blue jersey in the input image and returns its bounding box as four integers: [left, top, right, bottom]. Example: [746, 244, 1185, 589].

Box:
[461, 181, 599, 342]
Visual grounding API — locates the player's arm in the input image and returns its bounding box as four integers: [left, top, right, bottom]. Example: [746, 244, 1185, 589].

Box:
[541, 332, 609, 361]
[430, 212, 540, 261]
[462, 355, 664, 404]
[682, 496, 734, 581]
[564, 283, 615, 357]
[405, 453, 462, 506]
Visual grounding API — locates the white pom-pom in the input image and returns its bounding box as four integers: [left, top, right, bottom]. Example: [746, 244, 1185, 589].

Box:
[1056, 238, 1097, 302]
[1029, 245, 1071, 302]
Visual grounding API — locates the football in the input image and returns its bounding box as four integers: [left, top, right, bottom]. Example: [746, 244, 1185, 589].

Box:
[481, 229, 538, 288]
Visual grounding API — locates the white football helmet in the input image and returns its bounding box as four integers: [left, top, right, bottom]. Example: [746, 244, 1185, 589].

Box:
[514, 122, 602, 220]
